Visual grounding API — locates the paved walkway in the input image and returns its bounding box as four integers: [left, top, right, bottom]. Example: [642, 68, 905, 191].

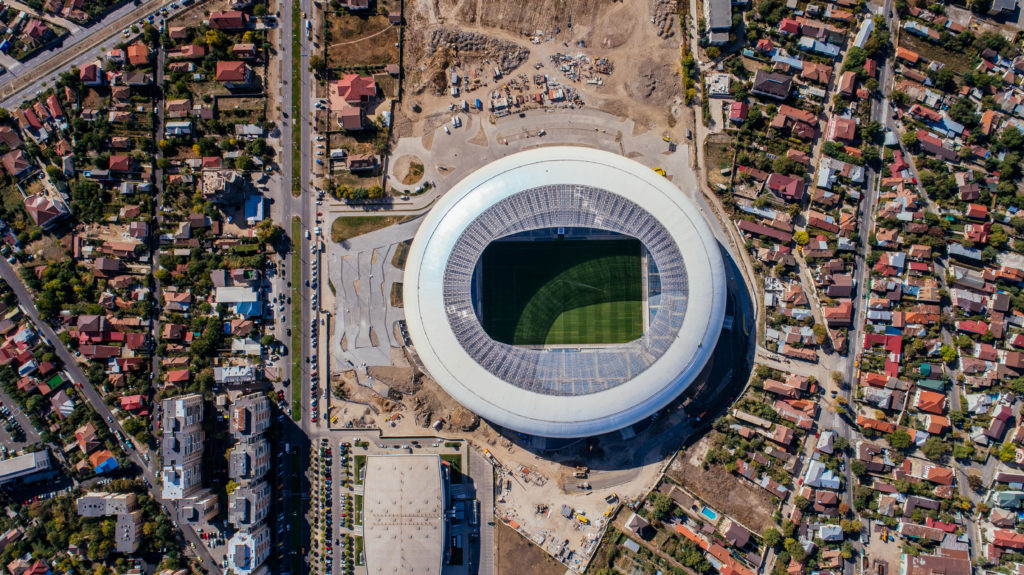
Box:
[327, 217, 422, 370]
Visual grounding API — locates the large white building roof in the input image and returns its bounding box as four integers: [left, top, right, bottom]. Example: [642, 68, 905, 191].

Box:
[362, 454, 446, 574]
[404, 147, 727, 438]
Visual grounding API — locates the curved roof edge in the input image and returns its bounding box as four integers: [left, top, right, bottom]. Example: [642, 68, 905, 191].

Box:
[404, 147, 727, 438]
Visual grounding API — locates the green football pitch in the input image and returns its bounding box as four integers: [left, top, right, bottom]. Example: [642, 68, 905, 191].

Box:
[479, 239, 643, 346]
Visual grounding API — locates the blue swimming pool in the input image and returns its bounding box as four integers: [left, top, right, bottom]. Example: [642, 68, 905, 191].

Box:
[700, 507, 718, 521]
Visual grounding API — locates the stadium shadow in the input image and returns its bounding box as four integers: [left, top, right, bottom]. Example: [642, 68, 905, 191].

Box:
[488, 242, 755, 478]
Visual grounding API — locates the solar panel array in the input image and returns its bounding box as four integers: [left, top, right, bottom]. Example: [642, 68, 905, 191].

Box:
[441, 184, 689, 396]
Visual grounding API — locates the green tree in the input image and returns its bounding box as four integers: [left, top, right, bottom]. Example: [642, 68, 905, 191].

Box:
[940, 345, 958, 363]
[998, 442, 1017, 462]
[651, 493, 674, 520]
[255, 219, 282, 244]
[794, 231, 810, 245]
[888, 428, 912, 450]
[763, 527, 782, 548]
[840, 519, 863, 535]
[850, 459, 866, 476]
[921, 436, 948, 460]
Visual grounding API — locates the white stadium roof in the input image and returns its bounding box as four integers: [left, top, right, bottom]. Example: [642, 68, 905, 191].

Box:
[404, 147, 727, 438]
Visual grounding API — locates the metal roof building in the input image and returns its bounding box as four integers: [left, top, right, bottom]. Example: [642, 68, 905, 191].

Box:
[404, 147, 727, 438]
[362, 454, 447, 573]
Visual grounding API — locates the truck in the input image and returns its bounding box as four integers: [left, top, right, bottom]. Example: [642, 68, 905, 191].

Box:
[573, 466, 588, 478]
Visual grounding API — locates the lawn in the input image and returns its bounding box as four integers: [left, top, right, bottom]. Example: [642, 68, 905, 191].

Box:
[900, 34, 973, 75]
[441, 453, 463, 484]
[480, 239, 643, 346]
[390, 240, 410, 269]
[401, 161, 424, 185]
[354, 536, 364, 565]
[326, 13, 399, 67]
[704, 139, 734, 190]
[353, 494, 363, 525]
[389, 282, 403, 307]
[330, 215, 412, 243]
[354, 454, 366, 485]
[290, 217, 303, 421]
[291, 2, 302, 197]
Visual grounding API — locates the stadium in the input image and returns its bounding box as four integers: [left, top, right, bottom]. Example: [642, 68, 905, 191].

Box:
[404, 147, 727, 438]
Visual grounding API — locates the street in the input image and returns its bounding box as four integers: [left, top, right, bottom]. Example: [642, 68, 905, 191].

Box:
[0, 258, 221, 572]
[0, 0, 184, 110]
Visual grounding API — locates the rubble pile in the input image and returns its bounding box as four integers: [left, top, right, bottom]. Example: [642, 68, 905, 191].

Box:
[550, 53, 613, 85]
[428, 28, 531, 75]
[651, 0, 678, 38]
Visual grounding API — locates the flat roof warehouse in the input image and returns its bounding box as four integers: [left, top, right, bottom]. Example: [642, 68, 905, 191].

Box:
[362, 454, 448, 573]
[404, 147, 727, 438]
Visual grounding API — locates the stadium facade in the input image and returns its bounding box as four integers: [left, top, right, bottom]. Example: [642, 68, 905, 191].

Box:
[404, 147, 727, 438]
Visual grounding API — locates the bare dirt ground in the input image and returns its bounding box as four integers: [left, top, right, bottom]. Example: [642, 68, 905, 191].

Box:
[399, 0, 684, 134]
[171, 0, 231, 28]
[325, 13, 400, 67]
[24, 235, 65, 261]
[392, 154, 424, 185]
[665, 433, 778, 533]
[863, 524, 904, 574]
[80, 222, 130, 244]
[495, 522, 567, 575]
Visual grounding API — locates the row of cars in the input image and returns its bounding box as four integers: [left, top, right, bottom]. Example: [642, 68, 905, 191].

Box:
[312, 437, 333, 574]
[120, 0, 188, 37]
[0, 403, 24, 442]
[308, 207, 325, 424]
[336, 441, 356, 574]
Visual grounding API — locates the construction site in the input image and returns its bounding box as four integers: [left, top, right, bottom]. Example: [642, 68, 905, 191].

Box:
[393, 0, 690, 141]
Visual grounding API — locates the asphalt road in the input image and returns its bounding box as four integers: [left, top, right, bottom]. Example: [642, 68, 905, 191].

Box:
[0, 0, 179, 110]
[0, 258, 221, 573]
[149, 40, 167, 446]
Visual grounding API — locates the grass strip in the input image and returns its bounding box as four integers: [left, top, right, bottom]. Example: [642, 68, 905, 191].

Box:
[353, 454, 365, 485]
[291, 2, 302, 197]
[291, 216, 303, 421]
[353, 494, 363, 525]
[354, 536, 364, 565]
[441, 453, 463, 484]
[390, 240, 410, 269]
[330, 215, 413, 243]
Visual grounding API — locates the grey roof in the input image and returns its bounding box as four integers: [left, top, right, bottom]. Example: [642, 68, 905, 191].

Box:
[707, 0, 732, 30]
[752, 70, 793, 100]
[232, 393, 271, 440]
[229, 437, 270, 481]
[992, 0, 1016, 12]
[0, 451, 52, 485]
[362, 455, 446, 574]
[228, 481, 271, 528]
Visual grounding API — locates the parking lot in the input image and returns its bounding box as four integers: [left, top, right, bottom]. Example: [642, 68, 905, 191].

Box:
[0, 388, 40, 450]
[306, 430, 489, 575]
